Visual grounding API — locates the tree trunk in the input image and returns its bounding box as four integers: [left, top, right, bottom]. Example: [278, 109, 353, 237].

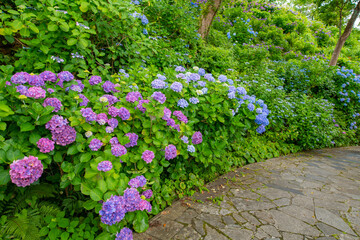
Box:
[330, 0, 360, 66]
[199, 0, 223, 39]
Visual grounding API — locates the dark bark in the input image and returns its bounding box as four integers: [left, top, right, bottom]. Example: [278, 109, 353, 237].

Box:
[198, 0, 223, 39]
[330, 0, 360, 66]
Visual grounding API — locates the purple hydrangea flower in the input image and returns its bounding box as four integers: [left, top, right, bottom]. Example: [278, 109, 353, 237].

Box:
[128, 175, 147, 188]
[170, 82, 183, 92]
[51, 125, 76, 146]
[26, 87, 46, 99]
[105, 126, 114, 133]
[256, 125, 266, 134]
[39, 71, 57, 82]
[218, 75, 227, 82]
[189, 73, 200, 81]
[47, 88, 55, 94]
[108, 106, 119, 117]
[102, 95, 119, 105]
[102, 81, 115, 93]
[97, 161, 113, 172]
[108, 118, 119, 129]
[181, 136, 189, 143]
[96, 113, 108, 125]
[228, 92, 236, 99]
[118, 107, 130, 120]
[28, 75, 45, 87]
[16, 85, 28, 95]
[204, 73, 214, 81]
[247, 103, 255, 111]
[124, 188, 141, 212]
[142, 189, 153, 199]
[173, 111, 188, 123]
[11, 72, 30, 84]
[126, 91, 143, 103]
[138, 199, 152, 212]
[175, 66, 186, 72]
[58, 71, 74, 82]
[197, 81, 206, 87]
[198, 68, 206, 76]
[111, 144, 127, 157]
[10, 156, 43, 187]
[192, 131, 202, 145]
[151, 92, 166, 104]
[89, 75, 102, 85]
[162, 107, 172, 120]
[81, 108, 97, 122]
[79, 94, 89, 107]
[124, 133, 138, 148]
[237, 87, 247, 95]
[136, 100, 149, 113]
[43, 98, 62, 112]
[177, 99, 188, 108]
[37, 138, 55, 153]
[115, 228, 133, 240]
[45, 115, 68, 131]
[89, 139, 103, 151]
[165, 144, 177, 160]
[142, 150, 155, 163]
[151, 79, 166, 89]
[187, 145, 195, 153]
[110, 137, 119, 145]
[99, 196, 126, 225]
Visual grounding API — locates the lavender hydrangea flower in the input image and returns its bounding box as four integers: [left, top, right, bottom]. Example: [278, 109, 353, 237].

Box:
[97, 161, 113, 172]
[151, 92, 166, 104]
[151, 79, 166, 89]
[255, 108, 262, 114]
[79, 94, 89, 107]
[108, 118, 119, 129]
[108, 106, 119, 117]
[142, 150, 155, 163]
[110, 137, 119, 145]
[157, 74, 166, 81]
[187, 145, 195, 153]
[58, 71, 74, 82]
[89, 75, 102, 85]
[138, 199, 152, 212]
[51, 125, 76, 146]
[89, 139, 103, 151]
[111, 144, 127, 157]
[142, 189, 153, 199]
[81, 108, 97, 122]
[189, 73, 200, 81]
[255, 114, 269, 126]
[47, 88, 55, 94]
[192, 131, 202, 145]
[124, 188, 141, 212]
[16, 85, 28, 95]
[102, 95, 119, 105]
[11, 72, 30, 84]
[96, 113, 108, 125]
[118, 107, 130, 120]
[99, 196, 126, 225]
[170, 82, 183, 92]
[165, 144, 177, 160]
[136, 100, 149, 113]
[128, 175, 147, 188]
[247, 103, 255, 111]
[26, 87, 46, 99]
[162, 107, 172, 120]
[105, 126, 114, 133]
[10, 156, 43, 187]
[43, 98, 62, 112]
[218, 75, 227, 82]
[115, 228, 133, 240]
[126, 92, 143, 102]
[201, 88, 208, 94]
[197, 81, 206, 87]
[189, 97, 199, 104]
[256, 125, 266, 134]
[175, 66, 186, 72]
[39, 71, 57, 82]
[37, 138, 55, 153]
[28, 75, 45, 87]
[177, 99, 188, 108]
[173, 111, 188, 123]
[198, 68, 205, 76]
[45, 115, 68, 131]
[125, 133, 138, 148]
[102, 81, 115, 93]
[181, 136, 189, 143]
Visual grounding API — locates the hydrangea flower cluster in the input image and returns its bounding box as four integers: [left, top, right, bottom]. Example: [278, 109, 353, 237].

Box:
[43, 98, 62, 112]
[89, 75, 102, 85]
[26, 87, 46, 99]
[170, 82, 183, 92]
[125, 133, 138, 147]
[151, 79, 166, 89]
[126, 92, 143, 103]
[115, 228, 133, 240]
[173, 111, 188, 123]
[9, 156, 43, 187]
[151, 92, 166, 104]
[189, 97, 199, 104]
[177, 99, 189, 108]
[128, 175, 147, 188]
[192, 132, 203, 145]
[37, 138, 55, 153]
[136, 100, 149, 113]
[142, 150, 155, 163]
[99, 195, 126, 225]
[165, 144, 177, 160]
[187, 145, 195, 153]
[142, 189, 153, 199]
[98, 161, 113, 172]
[45, 115, 76, 146]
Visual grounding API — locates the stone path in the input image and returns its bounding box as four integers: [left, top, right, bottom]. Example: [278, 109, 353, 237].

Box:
[135, 147, 360, 240]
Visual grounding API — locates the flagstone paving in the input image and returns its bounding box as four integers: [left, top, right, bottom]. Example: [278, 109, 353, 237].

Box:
[134, 146, 360, 240]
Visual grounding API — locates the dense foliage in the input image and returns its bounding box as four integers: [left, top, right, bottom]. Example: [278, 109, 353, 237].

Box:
[0, 0, 359, 239]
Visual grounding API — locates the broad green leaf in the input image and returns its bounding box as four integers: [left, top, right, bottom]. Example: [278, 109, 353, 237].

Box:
[80, 152, 92, 162]
[0, 167, 10, 185]
[90, 188, 103, 201]
[0, 122, 6, 131]
[97, 180, 107, 193]
[67, 38, 77, 46]
[133, 211, 149, 233]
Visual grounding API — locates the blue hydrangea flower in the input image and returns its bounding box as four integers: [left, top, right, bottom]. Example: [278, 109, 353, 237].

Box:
[228, 92, 236, 99]
[187, 145, 195, 153]
[170, 82, 183, 92]
[236, 87, 247, 95]
[218, 75, 227, 82]
[201, 88, 208, 94]
[177, 99, 189, 108]
[198, 68, 205, 76]
[151, 79, 166, 89]
[189, 97, 199, 104]
[181, 136, 189, 143]
[198, 81, 206, 87]
[256, 125, 266, 134]
[143, 28, 148, 35]
[247, 103, 255, 111]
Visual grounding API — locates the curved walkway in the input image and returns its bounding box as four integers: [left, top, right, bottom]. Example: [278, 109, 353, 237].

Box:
[135, 147, 360, 240]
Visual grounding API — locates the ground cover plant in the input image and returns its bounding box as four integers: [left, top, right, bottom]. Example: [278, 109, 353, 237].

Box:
[0, 0, 360, 239]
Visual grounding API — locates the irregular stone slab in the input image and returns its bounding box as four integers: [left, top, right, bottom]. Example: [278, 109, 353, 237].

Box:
[176, 208, 199, 224]
[134, 233, 159, 240]
[255, 187, 292, 200]
[192, 219, 205, 236]
[198, 213, 225, 229]
[251, 211, 275, 224]
[258, 225, 281, 237]
[240, 211, 261, 226]
[269, 210, 321, 236]
[282, 232, 304, 240]
[218, 226, 253, 240]
[279, 205, 316, 224]
[204, 224, 229, 240]
[291, 194, 315, 211]
[232, 197, 276, 211]
[273, 198, 291, 207]
[316, 222, 342, 236]
[315, 207, 356, 235]
[145, 219, 184, 240]
[159, 201, 189, 221]
[172, 226, 201, 240]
